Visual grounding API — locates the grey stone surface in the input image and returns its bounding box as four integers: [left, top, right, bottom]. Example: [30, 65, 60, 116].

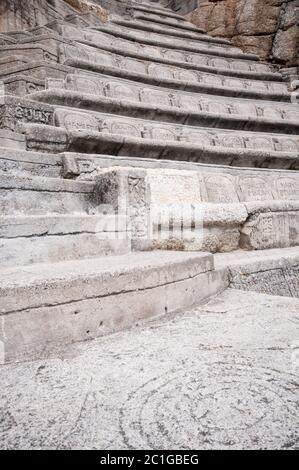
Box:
[56, 40, 289, 100]
[0, 251, 228, 363]
[94, 20, 259, 60]
[0, 0, 298, 367]
[29, 78, 297, 133]
[215, 247, 299, 298]
[92, 167, 299, 251]
[0, 288, 298, 449]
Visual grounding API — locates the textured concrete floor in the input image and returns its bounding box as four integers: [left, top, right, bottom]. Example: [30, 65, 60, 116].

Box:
[0, 288, 298, 450]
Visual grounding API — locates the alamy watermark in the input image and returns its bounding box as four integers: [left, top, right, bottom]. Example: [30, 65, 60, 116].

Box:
[93, 197, 204, 249]
[290, 80, 299, 105]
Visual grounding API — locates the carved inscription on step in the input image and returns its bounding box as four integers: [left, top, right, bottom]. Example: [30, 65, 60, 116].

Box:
[55, 110, 99, 132]
[140, 88, 171, 107]
[14, 105, 52, 124]
[238, 176, 273, 202]
[66, 76, 103, 95]
[275, 177, 299, 200]
[244, 213, 291, 249]
[204, 174, 238, 203]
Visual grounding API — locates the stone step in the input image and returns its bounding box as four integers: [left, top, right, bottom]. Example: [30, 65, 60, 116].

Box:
[0, 174, 95, 215]
[23, 120, 299, 170]
[0, 130, 26, 151]
[92, 166, 299, 252]
[60, 152, 299, 180]
[0, 250, 227, 363]
[215, 247, 299, 298]
[30, 104, 299, 156]
[91, 24, 258, 61]
[131, 2, 185, 20]
[30, 82, 299, 134]
[0, 43, 58, 64]
[0, 148, 62, 178]
[1, 73, 45, 96]
[110, 16, 228, 44]
[0, 61, 72, 83]
[0, 214, 130, 268]
[0, 34, 283, 98]
[4, 31, 33, 41]
[0, 55, 29, 73]
[0, 34, 17, 45]
[3, 147, 298, 181]
[57, 43, 288, 101]
[133, 11, 206, 34]
[57, 24, 279, 81]
[133, 0, 172, 11]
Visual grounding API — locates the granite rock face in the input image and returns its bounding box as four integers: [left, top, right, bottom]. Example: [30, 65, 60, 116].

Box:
[190, 0, 299, 66]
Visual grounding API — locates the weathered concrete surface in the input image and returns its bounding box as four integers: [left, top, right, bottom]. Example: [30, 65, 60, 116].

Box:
[215, 246, 299, 297]
[0, 251, 227, 363]
[0, 288, 298, 450]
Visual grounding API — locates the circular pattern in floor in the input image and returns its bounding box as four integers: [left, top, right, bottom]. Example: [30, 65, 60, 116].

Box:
[119, 361, 298, 449]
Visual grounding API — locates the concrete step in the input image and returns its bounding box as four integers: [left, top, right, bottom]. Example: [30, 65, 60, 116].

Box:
[0, 33, 17, 45]
[57, 24, 280, 81]
[131, 2, 186, 20]
[91, 24, 259, 61]
[23, 122, 299, 170]
[30, 85, 299, 134]
[0, 148, 62, 178]
[0, 251, 228, 363]
[0, 130, 26, 151]
[0, 214, 130, 268]
[215, 247, 299, 298]
[110, 17, 228, 45]
[0, 174, 95, 215]
[58, 43, 288, 101]
[20, 102, 298, 163]
[59, 151, 299, 179]
[133, 11, 206, 34]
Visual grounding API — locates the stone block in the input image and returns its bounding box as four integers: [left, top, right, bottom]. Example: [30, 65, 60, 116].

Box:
[241, 211, 299, 250]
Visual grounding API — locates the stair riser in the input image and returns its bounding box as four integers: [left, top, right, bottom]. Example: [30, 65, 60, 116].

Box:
[23, 123, 299, 171]
[0, 235, 130, 267]
[0, 189, 93, 215]
[0, 267, 227, 363]
[227, 259, 299, 298]
[32, 88, 298, 133]
[93, 24, 258, 61]
[57, 42, 288, 100]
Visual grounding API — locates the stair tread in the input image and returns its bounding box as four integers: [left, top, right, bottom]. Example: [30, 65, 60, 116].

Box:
[215, 246, 299, 269]
[0, 251, 213, 288]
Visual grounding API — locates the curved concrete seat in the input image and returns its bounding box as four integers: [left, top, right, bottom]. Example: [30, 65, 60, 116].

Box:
[58, 44, 289, 101]
[131, 2, 186, 20]
[57, 24, 279, 80]
[23, 122, 299, 170]
[91, 24, 259, 61]
[30, 83, 299, 134]
[52, 107, 299, 154]
[111, 17, 227, 44]
[133, 12, 206, 34]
